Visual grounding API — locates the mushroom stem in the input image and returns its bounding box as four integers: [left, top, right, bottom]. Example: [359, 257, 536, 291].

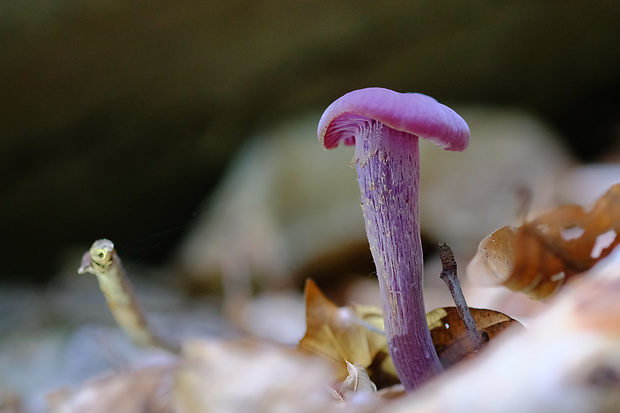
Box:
[354, 121, 442, 391]
[317, 87, 469, 391]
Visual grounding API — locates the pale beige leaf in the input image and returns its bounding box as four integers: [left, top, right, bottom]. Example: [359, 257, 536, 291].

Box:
[175, 339, 335, 413]
[338, 360, 377, 400]
[47, 363, 177, 413]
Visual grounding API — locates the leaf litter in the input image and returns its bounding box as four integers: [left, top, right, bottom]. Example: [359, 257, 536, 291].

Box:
[39, 182, 620, 412]
[468, 182, 620, 300]
[299, 279, 521, 387]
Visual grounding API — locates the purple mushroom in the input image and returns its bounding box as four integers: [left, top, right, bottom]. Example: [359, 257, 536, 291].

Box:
[317, 87, 469, 391]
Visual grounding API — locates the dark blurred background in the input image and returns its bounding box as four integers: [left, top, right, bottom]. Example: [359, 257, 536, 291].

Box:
[2, 0, 620, 283]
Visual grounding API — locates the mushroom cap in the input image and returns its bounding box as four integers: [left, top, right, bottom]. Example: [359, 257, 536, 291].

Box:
[318, 87, 469, 152]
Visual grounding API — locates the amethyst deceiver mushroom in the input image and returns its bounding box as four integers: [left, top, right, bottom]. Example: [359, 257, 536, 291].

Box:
[317, 87, 469, 391]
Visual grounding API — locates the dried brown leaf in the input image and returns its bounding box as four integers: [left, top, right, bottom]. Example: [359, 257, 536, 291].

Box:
[427, 307, 523, 369]
[468, 183, 620, 300]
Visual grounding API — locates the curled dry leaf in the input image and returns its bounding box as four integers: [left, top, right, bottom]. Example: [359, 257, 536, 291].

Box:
[427, 307, 523, 369]
[468, 183, 620, 300]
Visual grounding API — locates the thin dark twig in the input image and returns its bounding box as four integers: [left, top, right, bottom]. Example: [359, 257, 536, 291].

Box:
[438, 243, 488, 352]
